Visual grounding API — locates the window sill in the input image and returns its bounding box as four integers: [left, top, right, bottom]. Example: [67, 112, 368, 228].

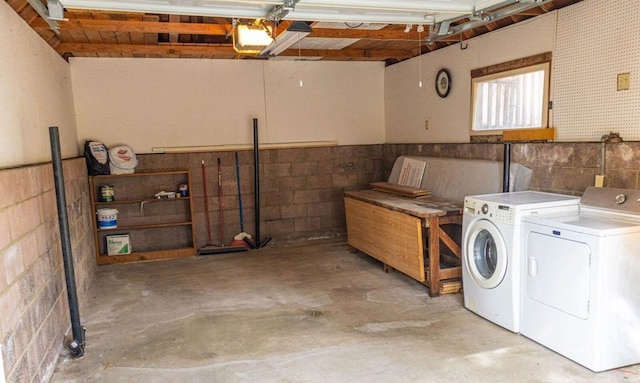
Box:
[502, 127, 556, 142]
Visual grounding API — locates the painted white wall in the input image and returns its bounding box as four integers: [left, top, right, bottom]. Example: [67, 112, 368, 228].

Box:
[385, 12, 556, 143]
[263, 60, 385, 145]
[0, 1, 79, 167]
[71, 58, 385, 153]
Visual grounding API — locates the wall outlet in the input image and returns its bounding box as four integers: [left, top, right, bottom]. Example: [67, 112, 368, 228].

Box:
[595, 174, 605, 188]
[425, 120, 429, 130]
[617, 73, 630, 91]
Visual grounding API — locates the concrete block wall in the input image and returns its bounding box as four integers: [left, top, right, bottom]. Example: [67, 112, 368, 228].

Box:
[136, 145, 385, 246]
[134, 141, 640, 250]
[604, 142, 640, 190]
[383, 141, 640, 196]
[136, 141, 640, 247]
[0, 158, 96, 383]
[259, 145, 384, 241]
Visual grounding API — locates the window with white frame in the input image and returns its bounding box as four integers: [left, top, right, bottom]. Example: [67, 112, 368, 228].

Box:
[471, 59, 550, 134]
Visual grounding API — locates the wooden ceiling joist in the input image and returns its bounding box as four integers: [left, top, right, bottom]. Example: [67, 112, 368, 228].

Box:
[55, 43, 236, 55]
[54, 42, 413, 60]
[30, 18, 231, 35]
[281, 48, 413, 59]
[30, 18, 425, 42]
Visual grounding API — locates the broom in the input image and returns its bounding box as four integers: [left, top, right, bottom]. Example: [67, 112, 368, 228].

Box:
[198, 159, 247, 255]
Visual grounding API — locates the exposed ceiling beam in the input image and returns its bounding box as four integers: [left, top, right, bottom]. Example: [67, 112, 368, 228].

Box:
[55, 43, 238, 55]
[30, 18, 231, 35]
[54, 42, 412, 59]
[310, 28, 422, 40]
[279, 48, 413, 59]
[31, 18, 426, 40]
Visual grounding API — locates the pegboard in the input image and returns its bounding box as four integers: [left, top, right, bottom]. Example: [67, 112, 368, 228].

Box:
[552, 0, 640, 142]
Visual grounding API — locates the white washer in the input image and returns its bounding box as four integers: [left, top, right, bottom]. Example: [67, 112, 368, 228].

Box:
[462, 191, 580, 332]
[521, 187, 640, 372]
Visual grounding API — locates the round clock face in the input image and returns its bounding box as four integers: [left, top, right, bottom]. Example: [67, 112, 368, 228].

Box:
[436, 69, 451, 98]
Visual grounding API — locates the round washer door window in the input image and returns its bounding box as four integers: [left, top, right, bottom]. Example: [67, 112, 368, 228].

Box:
[465, 219, 508, 289]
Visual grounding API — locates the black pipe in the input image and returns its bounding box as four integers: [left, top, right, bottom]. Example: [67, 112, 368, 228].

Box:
[503, 142, 511, 193]
[253, 118, 261, 248]
[48, 127, 85, 357]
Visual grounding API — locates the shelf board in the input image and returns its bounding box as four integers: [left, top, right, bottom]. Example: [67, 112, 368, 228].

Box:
[95, 197, 191, 206]
[97, 247, 196, 265]
[98, 221, 193, 231]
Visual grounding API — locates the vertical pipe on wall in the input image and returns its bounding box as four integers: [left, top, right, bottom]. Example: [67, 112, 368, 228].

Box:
[600, 141, 606, 174]
[253, 118, 261, 247]
[503, 142, 511, 192]
[48, 126, 85, 358]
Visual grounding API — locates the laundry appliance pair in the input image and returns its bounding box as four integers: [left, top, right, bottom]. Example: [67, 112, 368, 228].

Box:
[462, 188, 640, 372]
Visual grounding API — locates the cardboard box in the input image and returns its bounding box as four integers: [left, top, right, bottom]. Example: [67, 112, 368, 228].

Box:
[106, 234, 131, 255]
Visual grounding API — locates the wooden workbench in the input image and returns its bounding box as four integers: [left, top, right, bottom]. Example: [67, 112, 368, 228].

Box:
[344, 189, 463, 297]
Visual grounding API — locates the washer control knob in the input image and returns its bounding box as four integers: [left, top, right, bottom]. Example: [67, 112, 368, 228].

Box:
[615, 194, 627, 204]
[481, 204, 489, 214]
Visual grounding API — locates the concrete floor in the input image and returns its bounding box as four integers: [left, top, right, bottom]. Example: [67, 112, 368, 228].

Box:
[51, 240, 640, 382]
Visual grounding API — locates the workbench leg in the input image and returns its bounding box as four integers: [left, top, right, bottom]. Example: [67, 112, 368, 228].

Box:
[347, 245, 358, 253]
[383, 263, 394, 273]
[428, 217, 440, 297]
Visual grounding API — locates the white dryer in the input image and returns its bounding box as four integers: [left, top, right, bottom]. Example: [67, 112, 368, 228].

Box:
[462, 191, 580, 332]
[521, 187, 640, 372]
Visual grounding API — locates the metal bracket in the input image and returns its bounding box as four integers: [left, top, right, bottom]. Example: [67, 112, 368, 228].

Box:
[26, 0, 65, 33]
[459, 33, 468, 50]
[427, 0, 552, 44]
[266, 0, 299, 22]
[140, 200, 150, 214]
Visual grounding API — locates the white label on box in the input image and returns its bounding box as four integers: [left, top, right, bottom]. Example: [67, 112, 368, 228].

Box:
[398, 158, 426, 188]
[107, 234, 131, 255]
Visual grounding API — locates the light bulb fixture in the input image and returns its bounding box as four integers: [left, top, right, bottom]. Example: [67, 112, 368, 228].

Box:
[259, 21, 313, 57]
[233, 23, 274, 54]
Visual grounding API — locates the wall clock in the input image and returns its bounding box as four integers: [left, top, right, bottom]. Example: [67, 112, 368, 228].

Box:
[435, 69, 451, 98]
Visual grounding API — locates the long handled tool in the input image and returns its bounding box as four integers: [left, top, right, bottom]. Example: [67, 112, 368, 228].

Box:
[217, 157, 225, 246]
[201, 160, 213, 247]
[198, 159, 247, 255]
[231, 152, 255, 249]
[235, 152, 245, 233]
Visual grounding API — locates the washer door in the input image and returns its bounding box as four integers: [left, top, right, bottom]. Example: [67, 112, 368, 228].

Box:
[465, 219, 508, 289]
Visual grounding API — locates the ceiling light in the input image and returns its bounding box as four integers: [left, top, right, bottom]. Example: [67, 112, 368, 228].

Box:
[233, 24, 274, 54]
[260, 21, 313, 57]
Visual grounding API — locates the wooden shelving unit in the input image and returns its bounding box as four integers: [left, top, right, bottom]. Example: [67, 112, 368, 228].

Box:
[89, 170, 196, 265]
